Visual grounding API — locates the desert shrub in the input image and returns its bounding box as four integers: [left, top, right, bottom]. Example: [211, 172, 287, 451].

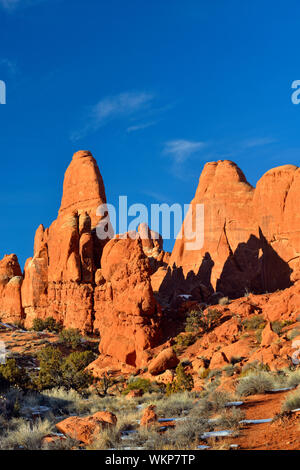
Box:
[163, 416, 209, 448]
[32, 317, 62, 333]
[287, 328, 300, 340]
[205, 308, 223, 329]
[173, 333, 195, 352]
[87, 427, 121, 450]
[185, 308, 222, 334]
[236, 371, 274, 396]
[215, 407, 245, 430]
[207, 369, 222, 379]
[36, 347, 63, 390]
[185, 310, 204, 332]
[12, 321, 24, 330]
[281, 389, 300, 412]
[255, 329, 263, 343]
[271, 321, 285, 335]
[153, 391, 195, 417]
[60, 351, 94, 391]
[240, 361, 270, 377]
[223, 364, 235, 377]
[198, 367, 210, 379]
[194, 389, 234, 416]
[287, 369, 300, 388]
[125, 377, 152, 394]
[36, 347, 93, 392]
[0, 359, 30, 390]
[242, 315, 266, 331]
[166, 363, 193, 395]
[0, 418, 52, 450]
[59, 328, 82, 349]
[218, 296, 230, 305]
[32, 318, 46, 332]
[43, 317, 63, 333]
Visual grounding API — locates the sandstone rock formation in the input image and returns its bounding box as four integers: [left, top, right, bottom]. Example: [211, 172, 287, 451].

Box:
[165, 161, 300, 300]
[22, 150, 108, 332]
[14, 150, 163, 369]
[0, 254, 23, 323]
[1, 153, 300, 376]
[93, 236, 162, 368]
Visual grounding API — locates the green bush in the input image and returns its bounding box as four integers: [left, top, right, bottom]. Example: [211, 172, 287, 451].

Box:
[185, 310, 204, 332]
[59, 328, 82, 349]
[125, 377, 152, 394]
[282, 389, 300, 412]
[43, 317, 63, 332]
[61, 351, 94, 391]
[236, 371, 274, 396]
[0, 359, 30, 390]
[32, 318, 46, 332]
[36, 346, 93, 392]
[185, 308, 222, 333]
[166, 363, 194, 395]
[32, 317, 62, 333]
[173, 333, 195, 352]
[242, 315, 266, 331]
[36, 346, 63, 390]
[240, 361, 270, 377]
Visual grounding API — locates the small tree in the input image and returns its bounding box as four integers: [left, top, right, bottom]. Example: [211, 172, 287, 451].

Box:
[36, 346, 63, 390]
[59, 328, 82, 349]
[0, 358, 30, 390]
[61, 351, 94, 391]
[32, 318, 46, 332]
[185, 310, 204, 332]
[166, 363, 194, 395]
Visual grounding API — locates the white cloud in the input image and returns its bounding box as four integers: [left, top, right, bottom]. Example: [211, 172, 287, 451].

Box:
[241, 137, 277, 149]
[71, 91, 154, 141]
[126, 121, 156, 133]
[163, 139, 206, 163]
[0, 0, 19, 10]
[0, 0, 48, 11]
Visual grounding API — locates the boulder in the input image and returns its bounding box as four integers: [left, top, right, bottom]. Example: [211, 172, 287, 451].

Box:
[148, 347, 179, 376]
[55, 411, 117, 445]
[140, 405, 157, 427]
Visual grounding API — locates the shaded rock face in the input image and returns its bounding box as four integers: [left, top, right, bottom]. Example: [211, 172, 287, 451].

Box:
[0, 254, 23, 323]
[93, 236, 162, 368]
[22, 151, 108, 332]
[167, 161, 300, 299]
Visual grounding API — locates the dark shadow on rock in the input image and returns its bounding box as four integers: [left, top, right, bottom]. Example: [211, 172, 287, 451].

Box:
[216, 228, 293, 298]
[158, 253, 214, 306]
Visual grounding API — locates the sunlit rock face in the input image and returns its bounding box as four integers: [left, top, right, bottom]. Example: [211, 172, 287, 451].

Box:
[167, 161, 300, 300]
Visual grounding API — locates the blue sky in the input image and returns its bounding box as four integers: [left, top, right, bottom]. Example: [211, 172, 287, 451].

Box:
[0, 0, 300, 268]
